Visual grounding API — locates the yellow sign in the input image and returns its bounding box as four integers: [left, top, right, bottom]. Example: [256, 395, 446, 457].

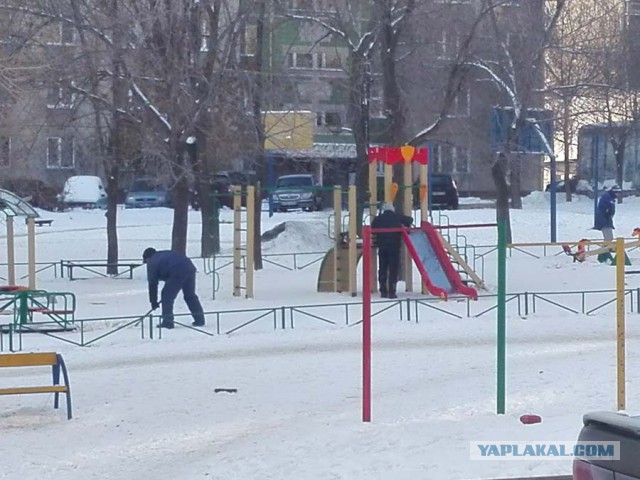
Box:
[263, 111, 315, 151]
[400, 145, 415, 162]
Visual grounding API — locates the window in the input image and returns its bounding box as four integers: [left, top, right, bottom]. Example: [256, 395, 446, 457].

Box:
[47, 137, 74, 169]
[454, 146, 470, 173]
[447, 88, 470, 117]
[433, 144, 470, 174]
[437, 30, 459, 59]
[288, 0, 313, 11]
[61, 22, 75, 44]
[630, 0, 640, 16]
[288, 52, 314, 69]
[316, 112, 342, 129]
[47, 81, 75, 109]
[200, 18, 210, 51]
[318, 50, 342, 69]
[0, 136, 9, 167]
[316, 0, 337, 12]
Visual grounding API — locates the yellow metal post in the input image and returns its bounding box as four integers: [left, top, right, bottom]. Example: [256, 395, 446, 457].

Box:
[348, 185, 357, 297]
[333, 186, 342, 292]
[420, 164, 429, 223]
[420, 164, 429, 293]
[246, 186, 255, 299]
[232, 186, 242, 297]
[6, 216, 15, 285]
[27, 217, 36, 289]
[403, 156, 413, 292]
[616, 237, 626, 411]
[384, 163, 393, 203]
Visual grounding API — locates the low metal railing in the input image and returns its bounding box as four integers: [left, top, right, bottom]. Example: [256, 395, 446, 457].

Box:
[2, 287, 637, 352]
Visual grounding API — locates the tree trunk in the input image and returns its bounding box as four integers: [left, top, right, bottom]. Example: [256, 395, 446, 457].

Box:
[509, 153, 522, 209]
[493, 152, 512, 243]
[171, 174, 191, 254]
[562, 98, 572, 202]
[348, 54, 370, 236]
[106, 0, 125, 274]
[616, 142, 625, 203]
[251, 0, 266, 270]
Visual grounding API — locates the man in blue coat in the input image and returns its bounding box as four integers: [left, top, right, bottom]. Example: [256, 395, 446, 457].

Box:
[594, 185, 621, 263]
[143, 247, 205, 329]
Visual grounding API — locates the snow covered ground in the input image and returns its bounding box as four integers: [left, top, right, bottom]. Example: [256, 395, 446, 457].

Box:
[1, 192, 639, 479]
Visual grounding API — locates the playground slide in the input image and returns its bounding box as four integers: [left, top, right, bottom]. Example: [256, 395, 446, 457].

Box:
[403, 222, 478, 300]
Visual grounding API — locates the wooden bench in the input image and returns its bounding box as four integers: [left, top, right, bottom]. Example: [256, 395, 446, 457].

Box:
[26, 219, 53, 227]
[0, 352, 73, 419]
[62, 261, 142, 280]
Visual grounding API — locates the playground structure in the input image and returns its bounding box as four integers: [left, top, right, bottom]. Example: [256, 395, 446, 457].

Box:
[562, 229, 640, 265]
[227, 145, 484, 300]
[0, 190, 77, 331]
[317, 145, 483, 298]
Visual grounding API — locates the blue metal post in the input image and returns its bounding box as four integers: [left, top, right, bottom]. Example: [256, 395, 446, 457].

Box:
[594, 134, 599, 218]
[550, 154, 557, 242]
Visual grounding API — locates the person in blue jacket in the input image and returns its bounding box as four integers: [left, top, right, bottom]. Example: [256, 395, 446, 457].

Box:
[594, 185, 621, 263]
[143, 247, 205, 329]
[594, 185, 621, 241]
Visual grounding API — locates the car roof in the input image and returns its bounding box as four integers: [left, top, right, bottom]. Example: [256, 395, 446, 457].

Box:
[279, 174, 312, 178]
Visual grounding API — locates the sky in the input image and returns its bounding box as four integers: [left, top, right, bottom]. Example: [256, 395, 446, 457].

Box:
[0, 191, 638, 479]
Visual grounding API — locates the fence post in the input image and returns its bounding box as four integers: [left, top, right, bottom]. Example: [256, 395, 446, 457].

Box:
[616, 237, 626, 411]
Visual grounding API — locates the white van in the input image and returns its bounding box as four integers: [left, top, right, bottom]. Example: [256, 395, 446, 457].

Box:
[58, 176, 108, 209]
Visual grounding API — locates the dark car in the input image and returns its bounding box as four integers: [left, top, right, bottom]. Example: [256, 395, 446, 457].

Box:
[573, 411, 639, 479]
[209, 171, 252, 209]
[272, 174, 322, 212]
[429, 174, 459, 210]
[125, 178, 170, 208]
[546, 177, 578, 193]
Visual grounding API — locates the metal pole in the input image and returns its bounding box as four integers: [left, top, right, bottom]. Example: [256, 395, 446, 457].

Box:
[268, 150, 275, 217]
[6, 216, 15, 285]
[616, 237, 626, 411]
[246, 186, 255, 299]
[594, 134, 599, 218]
[362, 225, 372, 422]
[497, 219, 507, 414]
[348, 185, 357, 297]
[550, 154, 557, 242]
[27, 217, 36, 289]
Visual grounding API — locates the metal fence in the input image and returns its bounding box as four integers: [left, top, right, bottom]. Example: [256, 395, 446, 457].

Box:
[2, 288, 637, 352]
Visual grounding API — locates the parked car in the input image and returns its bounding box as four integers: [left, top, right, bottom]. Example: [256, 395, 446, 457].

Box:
[210, 171, 252, 209]
[57, 175, 107, 209]
[272, 174, 322, 212]
[429, 174, 459, 210]
[545, 177, 579, 193]
[573, 411, 638, 479]
[125, 178, 170, 208]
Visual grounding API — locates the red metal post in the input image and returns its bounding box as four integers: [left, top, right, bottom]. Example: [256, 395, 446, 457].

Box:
[362, 225, 372, 422]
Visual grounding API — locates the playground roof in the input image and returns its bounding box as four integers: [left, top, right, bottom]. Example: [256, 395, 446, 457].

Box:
[0, 188, 39, 218]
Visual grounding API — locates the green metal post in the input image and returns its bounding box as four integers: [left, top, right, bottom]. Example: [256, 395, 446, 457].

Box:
[497, 219, 507, 414]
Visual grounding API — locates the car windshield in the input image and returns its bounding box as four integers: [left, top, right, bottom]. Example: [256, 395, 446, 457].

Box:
[131, 180, 164, 192]
[430, 176, 451, 187]
[277, 176, 313, 188]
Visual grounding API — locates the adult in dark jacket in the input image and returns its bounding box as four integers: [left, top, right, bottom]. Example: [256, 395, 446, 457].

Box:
[594, 185, 621, 264]
[594, 185, 620, 241]
[370, 203, 413, 298]
[143, 247, 205, 329]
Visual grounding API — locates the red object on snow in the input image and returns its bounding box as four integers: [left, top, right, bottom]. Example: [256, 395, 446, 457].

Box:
[520, 414, 542, 424]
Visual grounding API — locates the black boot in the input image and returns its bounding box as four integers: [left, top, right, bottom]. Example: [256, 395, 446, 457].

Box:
[379, 284, 388, 298]
[388, 284, 397, 299]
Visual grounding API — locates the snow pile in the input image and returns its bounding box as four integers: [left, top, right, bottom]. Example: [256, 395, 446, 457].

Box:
[261, 220, 333, 253]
